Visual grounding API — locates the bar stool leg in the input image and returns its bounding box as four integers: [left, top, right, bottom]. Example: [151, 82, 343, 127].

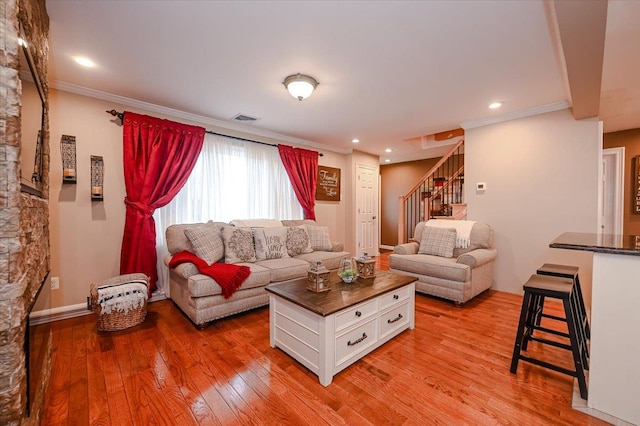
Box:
[563, 296, 589, 400]
[574, 274, 590, 339]
[511, 291, 533, 373]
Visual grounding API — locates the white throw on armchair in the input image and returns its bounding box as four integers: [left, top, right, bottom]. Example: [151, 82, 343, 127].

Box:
[389, 220, 497, 304]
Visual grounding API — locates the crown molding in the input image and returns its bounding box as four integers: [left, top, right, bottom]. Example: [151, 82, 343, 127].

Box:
[50, 80, 352, 155]
[460, 101, 571, 130]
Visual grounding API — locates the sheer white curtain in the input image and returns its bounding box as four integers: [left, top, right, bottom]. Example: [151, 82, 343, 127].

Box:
[154, 133, 303, 296]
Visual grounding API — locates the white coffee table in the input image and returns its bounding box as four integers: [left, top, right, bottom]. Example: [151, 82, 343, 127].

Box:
[266, 270, 416, 386]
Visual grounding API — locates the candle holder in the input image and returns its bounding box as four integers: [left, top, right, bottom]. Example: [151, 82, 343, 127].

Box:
[354, 253, 376, 279]
[61, 134, 77, 183]
[90, 155, 104, 201]
[307, 261, 331, 293]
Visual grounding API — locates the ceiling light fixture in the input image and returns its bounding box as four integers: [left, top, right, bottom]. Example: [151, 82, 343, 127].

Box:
[73, 56, 96, 68]
[384, 159, 391, 163]
[283, 73, 319, 101]
[489, 102, 502, 109]
[385, 148, 392, 153]
[352, 138, 360, 144]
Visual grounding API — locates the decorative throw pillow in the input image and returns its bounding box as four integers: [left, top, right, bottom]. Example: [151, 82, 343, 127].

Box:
[183, 221, 224, 265]
[305, 225, 333, 251]
[253, 227, 289, 260]
[220, 226, 257, 264]
[418, 226, 457, 258]
[286, 225, 313, 256]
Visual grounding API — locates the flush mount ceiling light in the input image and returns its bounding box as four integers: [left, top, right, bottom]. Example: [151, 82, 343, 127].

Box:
[489, 102, 503, 109]
[352, 138, 360, 143]
[283, 73, 319, 101]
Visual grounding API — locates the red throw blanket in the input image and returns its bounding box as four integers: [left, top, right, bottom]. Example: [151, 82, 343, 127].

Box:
[169, 251, 250, 299]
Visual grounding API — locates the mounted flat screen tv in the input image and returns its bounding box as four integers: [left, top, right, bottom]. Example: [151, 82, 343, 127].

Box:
[19, 22, 45, 198]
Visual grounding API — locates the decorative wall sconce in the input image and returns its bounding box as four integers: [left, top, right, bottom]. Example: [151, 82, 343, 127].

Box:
[90, 155, 104, 201]
[60, 134, 77, 183]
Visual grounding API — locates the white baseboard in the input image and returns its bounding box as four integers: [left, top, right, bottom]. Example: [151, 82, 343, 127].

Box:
[30, 291, 167, 325]
[379, 245, 394, 251]
[30, 302, 92, 325]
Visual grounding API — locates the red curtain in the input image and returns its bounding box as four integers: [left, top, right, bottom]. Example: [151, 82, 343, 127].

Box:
[278, 144, 319, 220]
[120, 112, 205, 292]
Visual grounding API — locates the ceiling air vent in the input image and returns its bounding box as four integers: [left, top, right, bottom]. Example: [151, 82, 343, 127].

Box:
[232, 113, 259, 122]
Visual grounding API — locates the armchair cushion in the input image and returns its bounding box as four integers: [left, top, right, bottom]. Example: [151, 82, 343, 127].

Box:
[418, 226, 456, 258]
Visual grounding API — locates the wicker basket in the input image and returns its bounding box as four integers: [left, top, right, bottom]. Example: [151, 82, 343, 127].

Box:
[90, 273, 149, 332]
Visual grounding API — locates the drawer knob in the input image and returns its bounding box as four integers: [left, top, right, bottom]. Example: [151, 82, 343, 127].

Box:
[388, 313, 403, 324]
[393, 294, 399, 300]
[347, 332, 368, 347]
[355, 311, 362, 317]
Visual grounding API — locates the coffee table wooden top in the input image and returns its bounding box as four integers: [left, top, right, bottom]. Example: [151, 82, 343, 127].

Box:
[265, 270, 417, 317]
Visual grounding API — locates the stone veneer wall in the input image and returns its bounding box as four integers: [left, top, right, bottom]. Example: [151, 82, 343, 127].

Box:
[0, 0, 51, 424]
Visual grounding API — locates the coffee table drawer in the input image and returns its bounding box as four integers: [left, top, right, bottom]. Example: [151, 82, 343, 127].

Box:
[335, 299, 377, 333]
[379, 302, 410, 340]
[335, 318, 378, 367]
[379, 285, 411, 310]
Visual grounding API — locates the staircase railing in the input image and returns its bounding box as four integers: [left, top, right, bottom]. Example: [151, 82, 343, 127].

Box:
[398, 139, 464, 243]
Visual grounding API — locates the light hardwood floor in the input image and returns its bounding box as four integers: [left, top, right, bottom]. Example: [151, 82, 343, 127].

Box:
[43, 254, 605, 425]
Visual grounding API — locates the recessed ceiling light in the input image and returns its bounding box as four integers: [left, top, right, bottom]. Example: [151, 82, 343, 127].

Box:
[384, 159, 391, 163]
[385, 148, 392, 153]
[73, 56, 96, 68]
[489, 102, 502, 109]
[352, 138, 360, 143]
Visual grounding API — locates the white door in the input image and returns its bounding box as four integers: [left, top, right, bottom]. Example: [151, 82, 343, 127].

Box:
[600, 147, 624, 235]
[356, 163, 379, 258]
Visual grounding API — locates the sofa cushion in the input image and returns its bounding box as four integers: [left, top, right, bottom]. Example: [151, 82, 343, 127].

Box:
[389, 254, 471, 282]
[220, 226, 257, 264]
[254, 227, 289, 260]
[230, 218, 282, 228]
[187, 262, 270, 297]
[306, 225, 333, 251]
[281, 219, 316, 227]
[166, 223, 197, 255]
[255, 258, 310, 282]
[419, 226, 456, 258]
[294, 251, 350, 271]
[286, 225, 313, 256]
[183, 221, 224, 265]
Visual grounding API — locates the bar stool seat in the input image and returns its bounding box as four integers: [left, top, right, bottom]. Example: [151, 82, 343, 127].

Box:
[537, 263, 590, 340]
[510, 274, 589, 400]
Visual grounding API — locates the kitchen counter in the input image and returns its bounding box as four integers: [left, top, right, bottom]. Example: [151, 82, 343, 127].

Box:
[550, 232, 640, 425]
[550, 232, 640, 256]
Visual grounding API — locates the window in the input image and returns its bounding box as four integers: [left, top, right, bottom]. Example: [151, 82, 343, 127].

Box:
[154, 133, 303, 295]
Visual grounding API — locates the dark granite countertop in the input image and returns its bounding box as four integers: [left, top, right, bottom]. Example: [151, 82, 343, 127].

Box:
[550, 232, 640, 256]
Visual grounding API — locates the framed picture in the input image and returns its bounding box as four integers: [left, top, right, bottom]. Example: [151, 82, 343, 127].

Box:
[316, 166, 340, 201]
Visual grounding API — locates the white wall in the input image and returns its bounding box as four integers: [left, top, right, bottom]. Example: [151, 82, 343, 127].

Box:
[48, 88, 351, 309]
[465, 108, 600, 304]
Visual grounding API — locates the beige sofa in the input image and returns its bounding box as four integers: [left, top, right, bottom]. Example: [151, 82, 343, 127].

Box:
[389, 220, 497, 304]
[164, 219, 349, 328]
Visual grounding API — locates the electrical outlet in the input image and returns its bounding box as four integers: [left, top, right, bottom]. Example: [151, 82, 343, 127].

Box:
[51, 276, 60, 290]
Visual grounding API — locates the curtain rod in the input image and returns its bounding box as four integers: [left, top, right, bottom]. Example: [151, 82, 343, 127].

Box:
[106, 109, 323, 156]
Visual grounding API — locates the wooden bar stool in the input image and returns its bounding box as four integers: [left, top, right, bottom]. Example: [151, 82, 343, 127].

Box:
[510, 274, 589, 400]
[536, 263, 590, 340]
